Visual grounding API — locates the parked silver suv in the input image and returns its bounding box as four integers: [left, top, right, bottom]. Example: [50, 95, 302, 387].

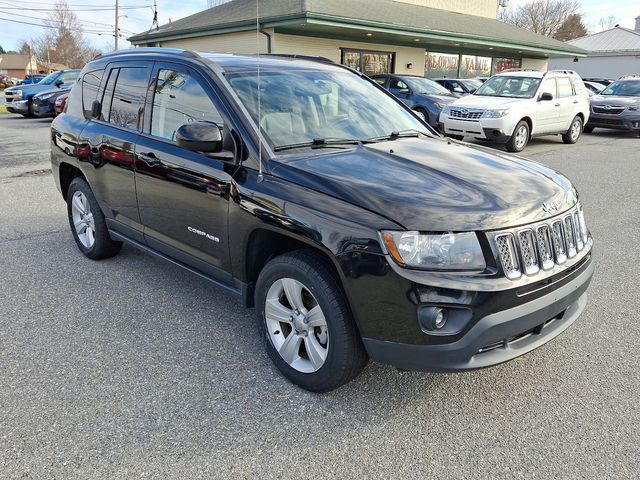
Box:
[585, 77, 640, 136]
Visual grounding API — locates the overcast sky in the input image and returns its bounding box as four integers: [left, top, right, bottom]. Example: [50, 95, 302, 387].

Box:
[0, 0, 638, 53]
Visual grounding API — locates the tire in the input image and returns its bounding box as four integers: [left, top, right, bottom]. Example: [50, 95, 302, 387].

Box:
[255, 250, 368, 392]
[66, 177, 122, 260]
[562, 116, 583, 144]
[506, 120, 530, 153]
[583, 125, 594, 134]
[413, 107, 428, 124]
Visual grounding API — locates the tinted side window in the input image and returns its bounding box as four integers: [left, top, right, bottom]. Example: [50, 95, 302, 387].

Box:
[100, 68, 118, 122]
[571, 78, 585, 95]
[389, 78, 408, 90]
[557, 77, 574, 98]
[372, 77, 386, 86]
[109, 67, 148, 130]
[82, 70, 103, 118]
[59, 71, 79, 84]
[150, 69, 224, 141]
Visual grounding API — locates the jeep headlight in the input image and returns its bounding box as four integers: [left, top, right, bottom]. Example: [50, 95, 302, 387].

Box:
[482, 108, 510, 118]
[381, 231, 486, 271]
[441, 106, 451, 116]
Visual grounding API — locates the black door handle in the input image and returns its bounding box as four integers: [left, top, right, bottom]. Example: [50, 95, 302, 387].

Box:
[573, 100, 579, 104]
[139, 151, 160, 166]
[554, 103, 561, 107]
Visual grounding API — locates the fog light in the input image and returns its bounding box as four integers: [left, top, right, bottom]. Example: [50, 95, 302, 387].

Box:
[419, 306, 448, 331]
[433, 308, 447, 329]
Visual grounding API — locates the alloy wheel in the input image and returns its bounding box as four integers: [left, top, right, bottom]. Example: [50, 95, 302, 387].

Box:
[515, 124, 528, 150]
[264, 277, 329, 373]
[570, 119, 581, 141]
[71, 191, 95, 248]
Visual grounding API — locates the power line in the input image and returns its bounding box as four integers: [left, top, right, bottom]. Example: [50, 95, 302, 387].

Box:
[0, 8, 125, 31]
[0, 16, 127, 36]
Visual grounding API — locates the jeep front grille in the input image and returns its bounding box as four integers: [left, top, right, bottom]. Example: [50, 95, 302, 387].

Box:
[494, 205, 589, 280]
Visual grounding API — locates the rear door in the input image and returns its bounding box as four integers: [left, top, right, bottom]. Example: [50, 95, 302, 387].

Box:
[76, 61, 152, 241]
[134, 61, 236, 281]
[534, 78, 560, 134]
[556, 76, 578, 130]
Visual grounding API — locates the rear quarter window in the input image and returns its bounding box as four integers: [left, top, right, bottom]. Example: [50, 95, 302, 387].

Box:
[81, 70, 103, 118]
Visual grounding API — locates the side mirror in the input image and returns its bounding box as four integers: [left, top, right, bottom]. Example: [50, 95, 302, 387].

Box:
[539, 92, 554, 101]
[176, 121, 224, 154]
[453, 87, 464, 93]
[55, 80, 64, 87]
[91, 100, 101, 118]
[398, 88, 411, 96]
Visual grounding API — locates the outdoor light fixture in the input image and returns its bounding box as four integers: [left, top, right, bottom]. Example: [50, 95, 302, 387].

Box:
[407, 63, 413, 69]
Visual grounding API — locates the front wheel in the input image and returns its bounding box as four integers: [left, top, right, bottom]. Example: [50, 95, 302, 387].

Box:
[562, 116, 583, 144]
[255, 250, 368, 392]
[506, 120, 530, 152]
[413, 107, 428, 124]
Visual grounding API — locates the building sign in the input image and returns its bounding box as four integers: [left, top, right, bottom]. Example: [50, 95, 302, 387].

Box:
[459, 55, 492, 78]
[425, 52, 459, 78]
[493, 57, 521, 73]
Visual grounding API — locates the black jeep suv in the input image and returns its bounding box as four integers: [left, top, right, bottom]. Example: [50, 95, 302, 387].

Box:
[51, 49, 594, 392]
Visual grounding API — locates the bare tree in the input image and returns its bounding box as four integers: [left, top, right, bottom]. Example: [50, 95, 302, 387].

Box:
[598, 16, 617, 31]
[31, 1, 100, 69]
[554, 13, 588, 41]
[500, 0, 581, 37]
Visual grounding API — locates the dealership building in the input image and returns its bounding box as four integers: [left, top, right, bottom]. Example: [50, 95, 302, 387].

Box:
[129, 0, 586, 78]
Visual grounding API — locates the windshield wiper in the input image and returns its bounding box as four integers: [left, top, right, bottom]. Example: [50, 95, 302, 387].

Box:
[273, 138, 370, 152]
[367, 129, 432, 142]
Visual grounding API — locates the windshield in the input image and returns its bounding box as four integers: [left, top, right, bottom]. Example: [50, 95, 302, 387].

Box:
[460, 79, 482, 91]
[227, 68, 430, 150]
[475, 76, 541, 98]
[39, 71, 61, 85]
[404, 77, 452, 95]
[600, 80, 640, 97]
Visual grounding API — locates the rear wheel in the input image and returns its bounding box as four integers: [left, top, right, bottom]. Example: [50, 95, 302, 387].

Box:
[506, 120, 529, 152]
[583, 125, 594, 134]
[255, 250, 368, 392]
[562, 116, 583, 144]
[66, 177, 122, 260]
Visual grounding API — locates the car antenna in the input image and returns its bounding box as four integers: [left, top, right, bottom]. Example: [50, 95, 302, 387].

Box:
[256, 0, 264, 183]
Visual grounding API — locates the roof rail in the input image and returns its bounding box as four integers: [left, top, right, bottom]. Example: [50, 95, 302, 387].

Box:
[93, 47, 198, 60]
[262, 54, 335, 64]
[544, 69, 579, 76]
[619, 74, 640, 79]
[499, 68, 539, 73]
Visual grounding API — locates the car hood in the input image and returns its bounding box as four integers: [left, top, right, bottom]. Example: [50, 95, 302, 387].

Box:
[451, 95, 527, 109]
[34, 87, 71, 98]
[272, 137, 577, 231]
[5, 83, 63, 96]
[590, 95, 639, 106]
[422, 94, 457, 104]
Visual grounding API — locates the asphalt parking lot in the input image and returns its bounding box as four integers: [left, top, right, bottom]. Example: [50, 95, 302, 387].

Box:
[1, 113, 639, 479]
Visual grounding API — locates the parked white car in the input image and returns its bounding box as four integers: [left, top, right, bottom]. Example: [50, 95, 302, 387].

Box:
[439, 70, 590, 152]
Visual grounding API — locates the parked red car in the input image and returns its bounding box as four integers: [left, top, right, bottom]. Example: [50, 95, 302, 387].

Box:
[54, 92, 69, 116]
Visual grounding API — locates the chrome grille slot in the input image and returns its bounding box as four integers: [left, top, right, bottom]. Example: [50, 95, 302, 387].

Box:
[535, 225, 554, 270]
[573, 211, 584, 251]
[493, 204, 590, 280]
[517, 229, 539, 275]
[449, 109, 484, 121]
[551, 220, 567, 264]
[495, 234, 521, 280]
[564, 215, 577, 258]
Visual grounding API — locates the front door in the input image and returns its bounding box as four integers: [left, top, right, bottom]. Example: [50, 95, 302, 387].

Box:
[134, 62, 236, 282]
[534, 78, 560, 134]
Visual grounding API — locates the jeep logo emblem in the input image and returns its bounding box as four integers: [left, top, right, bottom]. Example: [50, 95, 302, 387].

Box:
[542, 201, 560, 214]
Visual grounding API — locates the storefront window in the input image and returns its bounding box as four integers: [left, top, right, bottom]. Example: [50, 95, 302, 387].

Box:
[425, 52, 459, 78]
[341, 49, 393, 75]
[493, 57, 521, 74]
[459, 55, 492, 78]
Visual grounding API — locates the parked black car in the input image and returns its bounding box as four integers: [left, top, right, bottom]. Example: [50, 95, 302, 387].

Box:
[585, 77, 640, 135]
[434, 78, 483, 96]
[32, 87, 72, 117]
[51, 49, 594, 392]
[371, 73, 456, 129]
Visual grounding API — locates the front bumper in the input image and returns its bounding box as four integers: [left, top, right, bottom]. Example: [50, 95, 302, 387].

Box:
[6, 99, 29, 114]
[362, 255, 593, 372]
[587, 113, 640, 131]
[440, 116, 512, 141]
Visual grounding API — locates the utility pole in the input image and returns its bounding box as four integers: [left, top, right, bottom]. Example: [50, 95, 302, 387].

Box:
[115, 0, 119, 50]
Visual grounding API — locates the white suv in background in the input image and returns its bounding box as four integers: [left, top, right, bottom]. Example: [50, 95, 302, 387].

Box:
[439, 70, 590, 152]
